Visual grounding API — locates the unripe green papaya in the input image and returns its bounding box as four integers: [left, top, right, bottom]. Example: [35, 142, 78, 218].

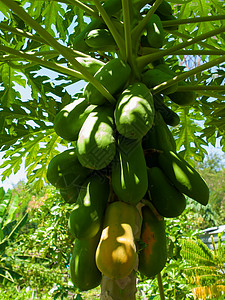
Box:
[83, 58, 131, 105]
[158, 150, 209, 205]
[141, 68, 178, 95]
[73, 0, 122, 52]
[68, 175, 109, 239]
[60, 185, 80, 204]
[75, 57, 105, 75]
[46, 148, 92, 189]
[142, 111, 176, 152]
[76, 105, 116, 170]
[54, 98, 96, 141]
[156, 12, 178, 31]
[69, 232, 102, 291]
[168, 81, 196, 106]
[138, 205, 167, 278]
[154, 95, 180, 126]
[146, 14, 165, 48]
[111, 136, 148, 205]
[114, 82, 154, 140]
[155, 63, 176, 77]
[156, 0, 173, 16]
[148, 167, 186, 218]
[84, 28, 116, 50]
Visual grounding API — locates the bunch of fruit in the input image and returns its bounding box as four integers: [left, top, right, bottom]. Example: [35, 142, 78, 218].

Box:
[46, 0, 209, 293]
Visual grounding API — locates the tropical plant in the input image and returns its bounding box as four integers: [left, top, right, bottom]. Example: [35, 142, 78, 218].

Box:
[180, 234, 225, 299]
[0, 187, 28, 284]
[0, 0, 225, 299]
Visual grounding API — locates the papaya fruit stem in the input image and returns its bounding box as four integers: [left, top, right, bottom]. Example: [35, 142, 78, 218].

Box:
[122, 0, 133, 62]
[67, 0, 99, 19]
[132, 0, 163, 44]
[157, 272, 165, 300]
[137, 25, 225, 69]
[2, 0, 116, 104]
[150, 56, 225, 95]
[92, 0, 126, 60]
[162, 14, 225, 28]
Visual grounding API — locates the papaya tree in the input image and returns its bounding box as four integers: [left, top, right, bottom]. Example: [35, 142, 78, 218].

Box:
[0, 0, 225, 299]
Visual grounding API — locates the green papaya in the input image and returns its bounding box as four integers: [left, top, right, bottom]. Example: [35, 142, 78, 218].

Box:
[46, 148, 92, 189]
[73, 0, 122, 52]
[84, 28, 116, 50]
[76, 105, 116, 170]
[146, 14, 165, 48]
[75, 57, 105, 75]
[111, 136, 148, 205]
[156, 12, 179, 31]
[148, 167, 186, 218]
[141, 68, 178, 95]
[155, 63, 176, 77]
[155, 0, 173, 16]
[138, 205, 167, 278]
[60, 185, 80, 204]
[158, 150, 209, 205]
[114, 82, 154, 140]
[68, 175, 109, 239]
[83, 58, 131, 105]
[168, 81, 196, 106]
[54, 98, 96, 141]
[69, 232, 102, 291]
[142, 111, 176, 152]
[154, 95, 180, 126]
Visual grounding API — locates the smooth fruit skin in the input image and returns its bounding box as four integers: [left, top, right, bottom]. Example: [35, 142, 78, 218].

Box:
[54, 98, 96, 141]
[68, 175, 110, 239]
[142, 111, 176, 152]
[147, 167, 186, 218]
[141, 68, 178, 95]
[114, 82, 154, 140]
[76, 105, 116, 170]
[85, 28, 116, 49]
[95, 201, 140, 279]
[138, 205, 167, 278]
[146, 14, 164, 48]
[83, 58, 131, 105]
[168, 81, 196, 106]
[69, 232, 102, 291]
[75, 57, 105, 75]
[46, 148, 92, 189]
[111, 136, 148, 205]
[158, 150, 209, 205]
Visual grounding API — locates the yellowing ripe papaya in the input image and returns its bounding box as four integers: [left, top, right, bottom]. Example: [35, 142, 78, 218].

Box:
[148, 167, 186, 218]
[138, 205, 167, 278]
[76, 105, 116, 170]
[68, 175, 109, 239]
[83, 58, 131, 105]
[114, 82, 154, 140]
[111, 136, 148, 205]
[46, 148, 92, 189]
[95, 201, 140, 279]
[69, 232, 102, 291]
[54, 98, 96, 141]
[158, 150, 209, 205]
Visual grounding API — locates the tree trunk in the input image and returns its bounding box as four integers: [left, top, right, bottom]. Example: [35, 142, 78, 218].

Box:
[100, 272, 137, 300]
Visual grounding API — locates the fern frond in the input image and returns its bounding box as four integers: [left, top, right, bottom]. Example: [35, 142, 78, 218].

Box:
[181, 239, 215, 266]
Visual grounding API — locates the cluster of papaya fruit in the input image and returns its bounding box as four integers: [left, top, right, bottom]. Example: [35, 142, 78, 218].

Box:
[46, 0, 210, 293]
